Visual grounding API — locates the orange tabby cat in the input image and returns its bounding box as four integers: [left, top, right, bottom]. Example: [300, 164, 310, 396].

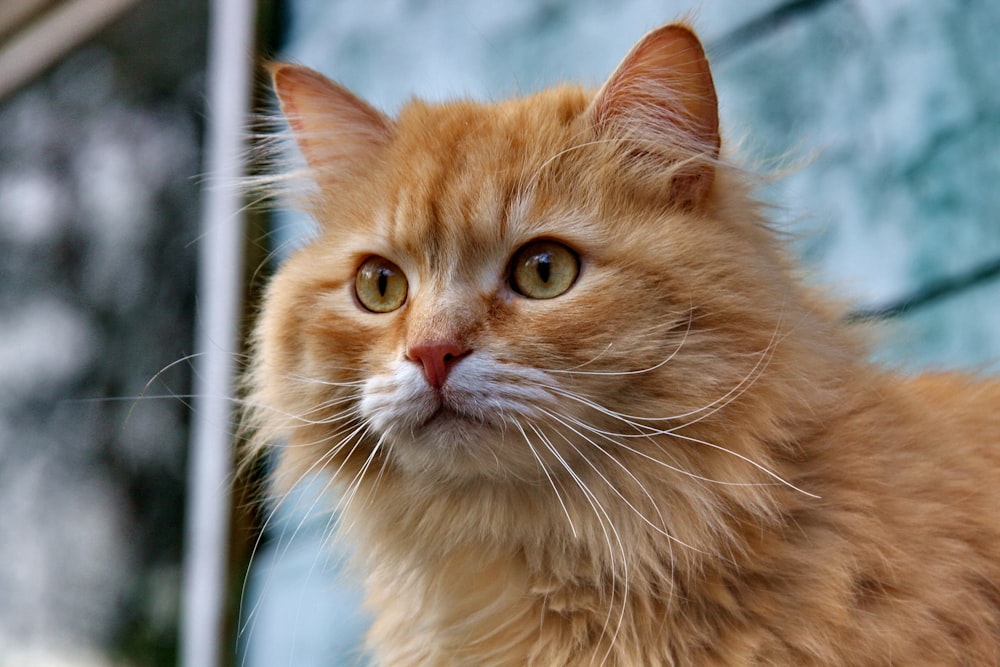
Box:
[247, 23, 1000, 665]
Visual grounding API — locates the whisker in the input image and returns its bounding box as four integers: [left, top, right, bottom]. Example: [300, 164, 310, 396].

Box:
[539, 386, 817, 499]
[529, 424, 628, 667]
[512, 420, 578, 539]
[667, 429, 819, 499]
[539, 305, 786, 439]
[547, 308, 694, 378]
[552, 407, 782, 489]
[662, 314, 787, 430]
[538, 408, 708, 557]
[238, 419, 363, 639]
[123, 351, 206, 424]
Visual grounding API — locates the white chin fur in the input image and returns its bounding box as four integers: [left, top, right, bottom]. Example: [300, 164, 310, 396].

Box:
[358, 353, 555, 478]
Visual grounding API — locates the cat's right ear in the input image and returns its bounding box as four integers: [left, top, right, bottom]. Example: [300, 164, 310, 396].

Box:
[589, 24, 720, 209]
[269, 63, 395, 184]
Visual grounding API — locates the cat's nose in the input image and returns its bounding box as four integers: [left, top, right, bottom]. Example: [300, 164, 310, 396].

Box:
[406, 341, 470, 389]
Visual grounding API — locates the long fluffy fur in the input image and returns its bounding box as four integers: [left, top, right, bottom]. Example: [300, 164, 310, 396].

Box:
[245, 24, 1000, 666]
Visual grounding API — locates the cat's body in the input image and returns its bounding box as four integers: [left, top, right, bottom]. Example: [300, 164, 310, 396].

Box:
[248, 24, 1000, 665]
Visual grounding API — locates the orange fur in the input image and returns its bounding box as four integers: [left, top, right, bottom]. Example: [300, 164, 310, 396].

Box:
[246, 24, 1000, 665]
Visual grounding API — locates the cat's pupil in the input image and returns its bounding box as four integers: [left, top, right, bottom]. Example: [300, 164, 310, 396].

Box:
[377, 269, 389, 296]
[536, 254, 552, 284]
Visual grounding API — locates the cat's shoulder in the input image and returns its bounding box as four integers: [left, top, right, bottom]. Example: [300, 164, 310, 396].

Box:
[906, 371, 1000, 414]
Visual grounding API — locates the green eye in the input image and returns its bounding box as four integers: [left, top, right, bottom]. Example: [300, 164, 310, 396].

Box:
[510, 240, 579, 299]
[355, 256, 408, 313]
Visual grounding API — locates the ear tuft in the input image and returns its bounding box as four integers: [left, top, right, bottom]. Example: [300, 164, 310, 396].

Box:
[590, 24, 720, 207]
[269, 63, 395, 184]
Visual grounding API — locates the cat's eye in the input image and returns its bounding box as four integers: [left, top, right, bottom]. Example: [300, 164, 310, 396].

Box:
[509, 240, 579, 300]
[355, 256, 408, 313]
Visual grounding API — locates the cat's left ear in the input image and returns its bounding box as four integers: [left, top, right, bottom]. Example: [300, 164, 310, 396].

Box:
[589, 24, 720, 208]
[269, 63, 395, 185]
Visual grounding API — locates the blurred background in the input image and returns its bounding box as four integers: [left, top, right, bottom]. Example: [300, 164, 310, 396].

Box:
[0, 0, 997, 665]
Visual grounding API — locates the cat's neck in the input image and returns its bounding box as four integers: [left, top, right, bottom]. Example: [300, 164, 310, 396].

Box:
[325, 316, 883, 667]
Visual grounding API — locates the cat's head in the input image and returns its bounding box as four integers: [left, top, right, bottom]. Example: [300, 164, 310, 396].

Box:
[250, 25, 811, 488]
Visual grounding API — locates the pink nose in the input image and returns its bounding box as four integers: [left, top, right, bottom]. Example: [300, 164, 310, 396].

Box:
[406, 341, 470, 389]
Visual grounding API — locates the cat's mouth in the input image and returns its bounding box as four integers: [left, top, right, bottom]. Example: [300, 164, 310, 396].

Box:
[420, 398, 491, 430]
[365, 368, 558, 480]
[361, 359, 552, 458]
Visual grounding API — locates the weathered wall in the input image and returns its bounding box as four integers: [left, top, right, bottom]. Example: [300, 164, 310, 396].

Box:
[242, 0, 1000, 664]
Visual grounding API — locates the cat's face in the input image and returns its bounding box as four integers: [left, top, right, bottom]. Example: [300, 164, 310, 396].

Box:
[254, 26, 791, 487]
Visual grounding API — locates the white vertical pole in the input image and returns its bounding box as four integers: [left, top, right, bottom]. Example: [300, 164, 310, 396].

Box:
[181, 1, 255, 666]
